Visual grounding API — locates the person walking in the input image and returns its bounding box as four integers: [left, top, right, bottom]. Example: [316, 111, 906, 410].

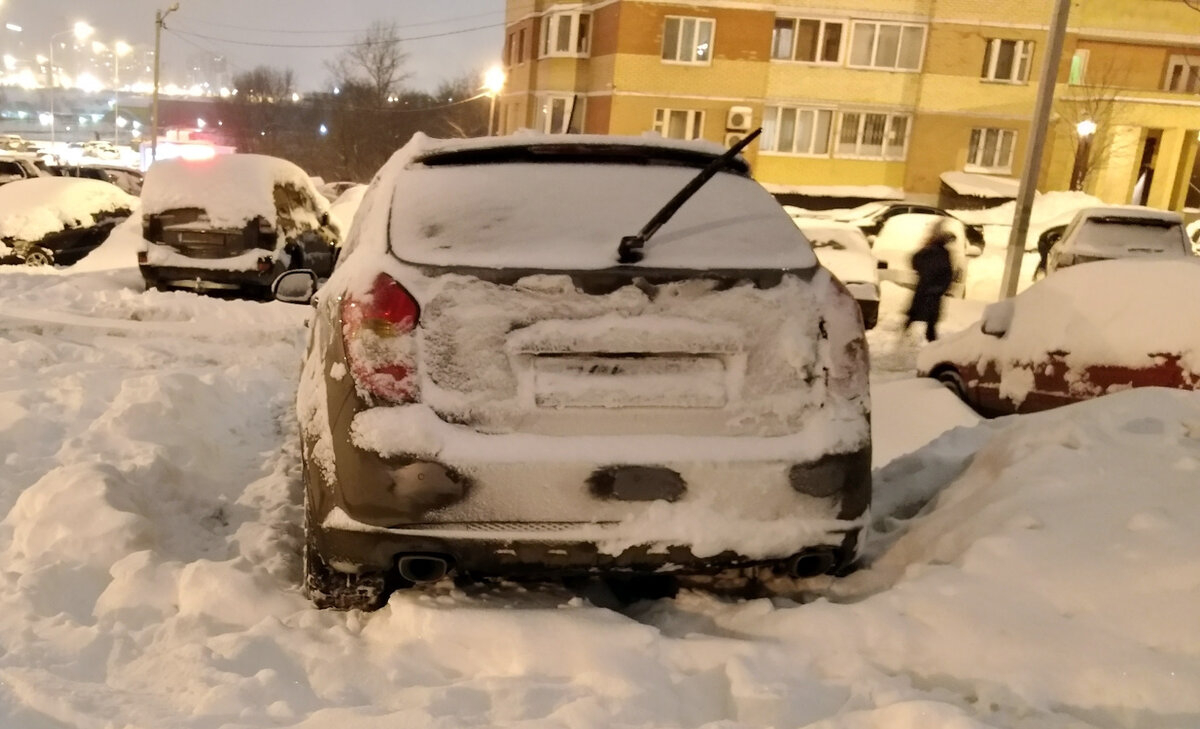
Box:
[904, 225, 955, 342]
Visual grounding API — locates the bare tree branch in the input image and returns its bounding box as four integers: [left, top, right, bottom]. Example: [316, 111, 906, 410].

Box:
[325, 21, 411, 108]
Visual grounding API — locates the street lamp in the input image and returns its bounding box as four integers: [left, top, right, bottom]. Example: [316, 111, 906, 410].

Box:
[1070, 119, 1097, 192]
[151, 3, 181, 162]
[483, 65, 505, 136]
[48, 21, 94, 147]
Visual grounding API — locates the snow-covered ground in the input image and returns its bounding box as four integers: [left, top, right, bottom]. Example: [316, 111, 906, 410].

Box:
[1, 239, 1198, 727]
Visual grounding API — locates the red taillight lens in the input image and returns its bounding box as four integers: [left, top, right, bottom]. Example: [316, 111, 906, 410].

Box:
[256, 256, 274, 273]
[341, 273, 420, 403]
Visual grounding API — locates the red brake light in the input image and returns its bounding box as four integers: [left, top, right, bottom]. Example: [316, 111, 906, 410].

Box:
[341, 273, 420, 403]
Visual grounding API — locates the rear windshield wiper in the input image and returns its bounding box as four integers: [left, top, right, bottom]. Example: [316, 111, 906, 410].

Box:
[617, 128, 762, 264]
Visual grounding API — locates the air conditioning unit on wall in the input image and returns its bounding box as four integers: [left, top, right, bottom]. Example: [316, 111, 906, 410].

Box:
[724, 131, 748, 148]
[726, 106, 753, 132]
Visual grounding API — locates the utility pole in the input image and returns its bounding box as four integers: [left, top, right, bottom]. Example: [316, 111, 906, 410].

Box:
[999, 0, 1072, 298]
[150, 3, 179, 163]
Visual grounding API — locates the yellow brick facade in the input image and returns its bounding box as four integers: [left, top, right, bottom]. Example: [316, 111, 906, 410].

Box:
[504, 0, 1200, 208]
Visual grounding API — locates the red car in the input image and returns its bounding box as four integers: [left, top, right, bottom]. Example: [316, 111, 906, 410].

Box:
[917, 259, 1200, 416]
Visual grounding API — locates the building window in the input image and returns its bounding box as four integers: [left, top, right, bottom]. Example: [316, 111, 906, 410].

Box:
[505, 33, 513, 67]
[537, 95, 584, 134]
[517, 28, 526, 63]
[762, 106, 834, 155]
[967, 128, 1016, 172]
[653, 108, 704, 140]
[662, 17, 714, 64]
[541, 11, 591, 57]
[1165, 55, 1200, 93]
[848, 22, 925, 71]
[772, 18, 844, 63]
[1068, 49, 1088, 85]
[835, 111, 910, 159]
[981, 39, 1034, 83]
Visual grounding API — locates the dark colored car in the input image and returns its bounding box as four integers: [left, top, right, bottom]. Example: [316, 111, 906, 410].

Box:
[0, 155, 45, 186]
[0, 177, 134, 266]
[51, 164, 144, 196]
[138, 154, 339, 297]
[823, 201, 987, 251]
[274, 133, 872, 610]
[917, 259, 1200, 417]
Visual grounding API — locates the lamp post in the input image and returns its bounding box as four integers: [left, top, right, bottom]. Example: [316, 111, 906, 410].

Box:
[482, 65, 505, 136]
[1070, 119, 1097, 192]
[151, 3, 181, 162]
[49, 21, 94, 148]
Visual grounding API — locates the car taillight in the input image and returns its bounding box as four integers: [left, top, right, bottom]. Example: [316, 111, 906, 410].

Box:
[341, 273, 420, 403]
[256, 256, 274, 273]
[137, 251, 148, 265]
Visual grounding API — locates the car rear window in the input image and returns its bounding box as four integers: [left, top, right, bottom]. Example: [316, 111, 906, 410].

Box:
[387, 159, 817, 270]
[1073, 217, 1191, 256]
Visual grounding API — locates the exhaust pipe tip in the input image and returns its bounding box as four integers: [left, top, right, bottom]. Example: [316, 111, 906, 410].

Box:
[788, 550, 837, 578]
[397, 555, 451, 584]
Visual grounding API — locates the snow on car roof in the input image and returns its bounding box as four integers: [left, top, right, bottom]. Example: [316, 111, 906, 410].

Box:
[382, 133, 815, 270]
[918, 259, 1200, 386]
[1071, 205, 1183, 223]
[141, 153, 328, 229]
[0, 177, 135, 242]
[407, 129, 735, 161]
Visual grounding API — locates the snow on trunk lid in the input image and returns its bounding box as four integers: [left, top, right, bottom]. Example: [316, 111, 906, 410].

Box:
[415, 271, 835, 437]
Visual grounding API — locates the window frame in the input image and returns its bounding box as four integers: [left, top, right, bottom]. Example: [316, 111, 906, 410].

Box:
[540, 9, 592, 58]
[965, 127, 1017, 173]
[653, 108, 705, 140]
[1068, 48, 1089, 85]
[981, 39, 1035, 84]
[661, 16, 716, 66]
[1164, 55, 1200, 93]
[834, 110, 911, 161]
[847, 21, 926, 72]
[771, 17, 845, 64]
[760, 105, 835, 156]
[536, 94, 585, 134]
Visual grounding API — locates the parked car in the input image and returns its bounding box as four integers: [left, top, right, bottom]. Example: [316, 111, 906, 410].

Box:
[790, 217, 880, 329]
[871, 214, 970, 298]
[0, 177, 134, 266]
[50, 164, 143, 196]
[273, 133, 872, 610]
[317, 180, 361, 202]
[0, 154, 45, 186]
[138, 154, 340, 297]
[1045, 206, 1193, 275]
[1188, 218, 1200, 251]
[917, 259, 1200, 417]
[805, 200, 986, 252]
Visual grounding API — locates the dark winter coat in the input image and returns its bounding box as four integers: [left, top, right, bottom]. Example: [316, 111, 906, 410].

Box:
[906, 242, 954, 323]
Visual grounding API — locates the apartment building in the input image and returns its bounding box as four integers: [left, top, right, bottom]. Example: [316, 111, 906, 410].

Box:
[500, 0, 1200, 209]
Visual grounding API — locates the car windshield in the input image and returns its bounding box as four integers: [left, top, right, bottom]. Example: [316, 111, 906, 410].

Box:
[388, 157, 817, 270]
[1072, 217, 1191, 256]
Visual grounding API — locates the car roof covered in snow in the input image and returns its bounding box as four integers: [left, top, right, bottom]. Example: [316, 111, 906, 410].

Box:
[790, 217, 877, 286]
[918, 258, 1200, 381]
[380, 133, 813, 271]
[141, 153, 328, 229]
[1070, 205, 1184, 224]
[0, 177, 135, 242]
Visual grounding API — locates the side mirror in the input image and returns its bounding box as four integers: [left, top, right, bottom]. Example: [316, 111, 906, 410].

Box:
[273, 269, 318, 305]
[980, 299, 1015, 338]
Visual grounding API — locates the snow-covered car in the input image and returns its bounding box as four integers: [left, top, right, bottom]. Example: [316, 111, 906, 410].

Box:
[1046, 206, 1193, 274]
[871, 214, 969, 298]
[317, 180, 361, 202]
[327, 183, 367, 233]
[1188, 218, 1199, 251]
[917, 259, 1200, 416]
[790, 217, 880, 329]
[138, 154, 340, 296]
[799, 200, 986, 251]
[0, 177, 135, 266]
[273, 133, 872, 610]
[0, 154, 45, 186]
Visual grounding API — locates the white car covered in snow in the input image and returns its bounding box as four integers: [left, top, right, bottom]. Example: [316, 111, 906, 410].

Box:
[138, 154, 340, 297]
[0, 177, 135, 266]
[871, 214, 970, 298]
[274, 133, 872, 609]
[1046, 206, 1194, 274]
[790, 217, 880, 329]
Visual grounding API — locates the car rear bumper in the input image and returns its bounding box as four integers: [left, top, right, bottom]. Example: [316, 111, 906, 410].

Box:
[140, 263, 279, 291]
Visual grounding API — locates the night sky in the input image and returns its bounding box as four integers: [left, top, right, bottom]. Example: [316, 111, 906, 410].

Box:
[7, 0, 507, 91]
